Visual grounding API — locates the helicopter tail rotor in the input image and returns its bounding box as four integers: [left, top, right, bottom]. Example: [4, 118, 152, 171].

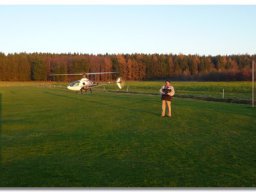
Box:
[116, 77, 125, 89]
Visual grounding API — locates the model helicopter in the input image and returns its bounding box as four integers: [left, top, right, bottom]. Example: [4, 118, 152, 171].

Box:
[50, 72, 124, 93]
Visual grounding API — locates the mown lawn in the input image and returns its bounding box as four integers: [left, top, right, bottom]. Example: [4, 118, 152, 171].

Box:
[0, 82, 255, 187]
[104, 81, 253, 100]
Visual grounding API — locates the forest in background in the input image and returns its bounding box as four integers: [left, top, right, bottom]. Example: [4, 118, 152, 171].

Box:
[0, 52, 255, 81]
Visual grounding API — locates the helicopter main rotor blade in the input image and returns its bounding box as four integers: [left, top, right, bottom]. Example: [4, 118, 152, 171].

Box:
[50, 72, 118, 76]
[50, 73, 84, 76]
[85, 72, 118, 75]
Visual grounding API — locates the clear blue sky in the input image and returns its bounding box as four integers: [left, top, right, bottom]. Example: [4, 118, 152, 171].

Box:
[0, 5, 255, 55]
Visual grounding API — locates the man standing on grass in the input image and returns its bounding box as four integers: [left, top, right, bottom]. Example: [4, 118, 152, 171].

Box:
[160, 80, 175, 118]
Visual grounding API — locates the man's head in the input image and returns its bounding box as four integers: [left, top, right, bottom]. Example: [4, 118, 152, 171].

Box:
[165, 80, 170, 86]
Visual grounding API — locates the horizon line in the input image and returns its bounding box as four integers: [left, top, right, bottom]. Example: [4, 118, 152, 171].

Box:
[1, 51, 255, 57]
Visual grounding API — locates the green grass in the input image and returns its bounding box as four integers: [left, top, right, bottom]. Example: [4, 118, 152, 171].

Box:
[103, 81, 253, 101]
[1, 81, 253, 100]
[0, 82, 256, 187]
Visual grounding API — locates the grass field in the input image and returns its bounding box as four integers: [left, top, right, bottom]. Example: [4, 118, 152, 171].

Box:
[105, 81, 253, 101]
[0, 81, 256, 187]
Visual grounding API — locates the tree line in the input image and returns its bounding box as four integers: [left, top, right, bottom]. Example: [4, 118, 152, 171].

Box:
[0, 52, 255, 81]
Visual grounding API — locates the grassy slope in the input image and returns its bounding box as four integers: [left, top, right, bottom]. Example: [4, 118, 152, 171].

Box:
[0, 84, 256, 187]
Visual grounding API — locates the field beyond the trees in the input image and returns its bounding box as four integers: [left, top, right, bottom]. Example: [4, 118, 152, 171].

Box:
[0, 81, 255, 187]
